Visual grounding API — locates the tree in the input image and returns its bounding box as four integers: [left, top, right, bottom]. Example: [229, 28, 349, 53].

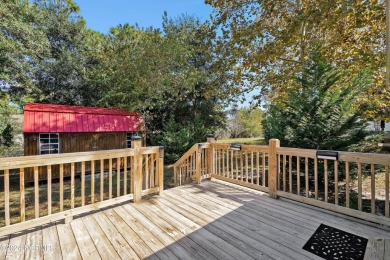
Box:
[0, 0, 47, 105]
[1, 124, 13, 147]
[229, 106, 264, 138]
[30, 0, 98, 106]
[95, 14, 227, 147]
[207, 0, 389, 120]
[262, 48, 373, 151]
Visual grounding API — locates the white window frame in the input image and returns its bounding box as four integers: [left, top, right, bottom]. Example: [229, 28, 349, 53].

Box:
[39, 133, 60, 155]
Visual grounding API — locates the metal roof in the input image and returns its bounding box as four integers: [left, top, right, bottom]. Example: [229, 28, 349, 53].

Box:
[23, 103, 145, 133]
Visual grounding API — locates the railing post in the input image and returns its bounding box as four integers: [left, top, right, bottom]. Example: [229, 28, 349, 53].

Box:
[158, 146, 164, 195]
[131, 137, 143, 203]
[268, 139, 280, 199]
[196, 144, 202, 184]
[207, 134, 216, 179]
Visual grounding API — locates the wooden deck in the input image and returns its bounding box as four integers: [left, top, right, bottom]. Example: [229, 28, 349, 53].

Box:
[0, 180, 389, 260]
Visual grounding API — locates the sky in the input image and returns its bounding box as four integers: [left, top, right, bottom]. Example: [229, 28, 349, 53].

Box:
[75, 0, 213, 33]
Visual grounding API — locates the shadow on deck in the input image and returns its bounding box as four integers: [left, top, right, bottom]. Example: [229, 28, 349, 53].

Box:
[0, 180, 389, 259]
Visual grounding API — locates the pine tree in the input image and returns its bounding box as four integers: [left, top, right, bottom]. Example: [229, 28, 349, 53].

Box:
[1, 123, 13, 147]
[262, 48, 372, 151]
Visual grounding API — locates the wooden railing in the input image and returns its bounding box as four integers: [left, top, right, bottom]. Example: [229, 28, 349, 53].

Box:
[173, 143, 211, 186]
[173, 137, 390, 226]
[0, 139, 163, 236]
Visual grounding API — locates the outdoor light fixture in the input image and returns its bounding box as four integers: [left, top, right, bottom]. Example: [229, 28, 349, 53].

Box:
[131, 135, 142, 141]
[159, 146, 164, 158]
[207, 134, 216, 138]
[316, 150, 338, 161]
[230, 144, 241, 151]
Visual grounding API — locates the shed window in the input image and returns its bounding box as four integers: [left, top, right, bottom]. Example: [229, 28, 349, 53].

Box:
[39, 133, 60, 154]
[126, 132, 139, 148]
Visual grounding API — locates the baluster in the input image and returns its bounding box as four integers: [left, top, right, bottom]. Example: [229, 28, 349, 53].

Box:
[34, 166, 39, 218]
[334, 161, 338, 205]
[20, 168, 25, 222]
[4, 169, 10, 225]
[71, 163, 75, 209]
[60, 164, 64, 211]
[81, 162, 85, 206]
[47, 165, 52, 214]
[370, 164, 375, 214]
[91, 160, 95, 203]
[289, 155, 292, 193]
[305, 157, 309, 197]
[297, 156, 300, 195]
[100, 159, 104, 201]
[324, 160, 328, 203]
[345, 161, 350, 208]
[358, 163, 362, 211]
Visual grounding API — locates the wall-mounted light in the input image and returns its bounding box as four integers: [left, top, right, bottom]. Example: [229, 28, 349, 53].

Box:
[230, 144, 241, 151]
[159, 146, 164, 158]
[316, 150, 338, 161]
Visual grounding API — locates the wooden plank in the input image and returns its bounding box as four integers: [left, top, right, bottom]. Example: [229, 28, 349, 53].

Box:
[56, 223, 82, 259]
[166, 188, 314, 259]
[386, 165, 389, 218]
[276, 147, 316, 158]
[102, 208, 159, 260]
[93, 212, 140, 259]
[268, 139, 279, 199]
[201, 180, 390, 237]
[371, 164, 375, 214]
[339, 152, 389, 165]
[0, 188, 158, 237]
[145, 154, 149, 189]
[117, 157, 121, 196]
[324, 159, 328, 203]
[82, 215, 120, 259]
[34, 166, 39, 219]
[256, 151, 260, 185]
[100, 159, 104, 201]
[334, 160, 338, 205]
[305, 157, 309, 198]
[277, 154, 280, 190]
[358, 162, 362, 211]
[289, 155, 292, 193]
[283, 154, 286, 191]
[262, 152, 266, 186]
[156, 193, 286, 259]
[81, 161, 85, 206]
[124, 157, 127, 194]
[122, 204, 205, 259]
[71, 162, 75, 209]
[42, 223, 62, 259]
[314, 158, 318, 200]
[24, 227, 43, 260]
[112, 206, 178, 260]
[4, 169, 10, 226]
[70, 218, 100, 259]
[150, 153, 155, 187]
[0, 235, 10, 259]
[364, 237, 385, 260]
[346, 161, 350, 208]
[20, 168, 25, 222]
[296, 156, 300, 195]
[385, 239, 390, 260]
[60, 164, 64, 211]
[48, 165, 52, 215]
[277, 190, 390, 226]
[159, 157, 164, 195]
[245, 151, 249, 182]
[6, 230, 26, 259]
[109, 158, 112, 199]
[91, 160, 95, 204]
[211, 174, 269, 193]
[235, 150, 238, 180]
[132, 203, 222, 260]
[251, 151, 254, 184]
[0, 148, 136, 170]
[132, 140, 143, 203]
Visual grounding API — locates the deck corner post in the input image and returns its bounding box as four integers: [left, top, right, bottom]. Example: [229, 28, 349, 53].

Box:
[269, 139, 280, 199]
[158, 146, 164, 195]
[207, 134, 216, 177]
[131, 138, 143, 203]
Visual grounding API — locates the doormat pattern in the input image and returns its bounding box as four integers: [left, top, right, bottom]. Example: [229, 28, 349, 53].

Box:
[302, 224, 368, 260]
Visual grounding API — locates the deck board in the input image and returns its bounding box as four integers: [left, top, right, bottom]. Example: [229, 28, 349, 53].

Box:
[3, 179, 390, 259]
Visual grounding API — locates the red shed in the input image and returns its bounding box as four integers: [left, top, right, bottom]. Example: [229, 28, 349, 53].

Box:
[23, 103, 145, 181]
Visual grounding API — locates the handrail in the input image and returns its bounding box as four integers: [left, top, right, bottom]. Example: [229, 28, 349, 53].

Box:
[0, 142, 163, 236]
[172, 136, 390, 226]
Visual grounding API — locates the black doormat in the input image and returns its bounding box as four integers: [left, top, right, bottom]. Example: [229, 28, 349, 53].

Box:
[302, 224, 368, 260]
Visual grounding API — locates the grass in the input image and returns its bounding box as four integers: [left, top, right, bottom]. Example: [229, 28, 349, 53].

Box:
[217, 137, 267, 145]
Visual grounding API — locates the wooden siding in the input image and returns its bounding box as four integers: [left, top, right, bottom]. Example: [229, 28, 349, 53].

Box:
[24, 132, 130, 182]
